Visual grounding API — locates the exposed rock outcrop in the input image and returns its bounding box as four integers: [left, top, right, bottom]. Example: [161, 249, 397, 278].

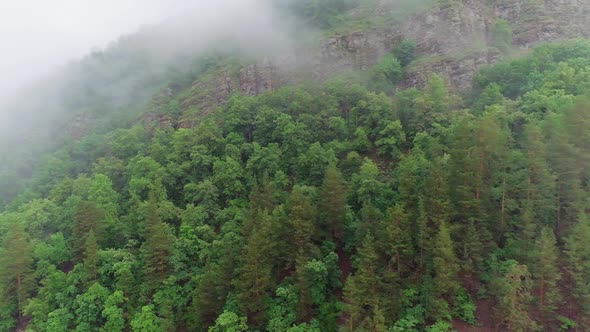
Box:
[171, 0, 590, 117]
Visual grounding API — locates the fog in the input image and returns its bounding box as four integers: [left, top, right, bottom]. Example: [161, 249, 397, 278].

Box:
[0, 0, 306, 185]
[0, 0, 301, 146]
[0, 1, 197, 100]
[0, 0, 296, 102]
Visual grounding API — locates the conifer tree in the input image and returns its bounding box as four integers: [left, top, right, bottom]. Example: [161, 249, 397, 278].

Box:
[529, 227, 561, 317]
[416, 198, 429, 272]
[83, 230, 99, 285]
[234, 211, 275, 326]
[344, 234, 381, 331]
[286, 186, 318, 319]
[517, 203, 538, 260]
[381, 204, 413, 276]
[492, 263, 537, 332]
[72, 201, 105, 261]
[294, 255, 313, 321]
[522, 123, 556, 229]
[319, 165, 347, 243]
[0, 223, 34, 318]
[544, 114, 585, 237]
[287, 186, 317, 265]
[565, 215, 590, 316]
[430, 221, 460, 320]
[141, 194, 174, 291]
[243, 173, 275, 237]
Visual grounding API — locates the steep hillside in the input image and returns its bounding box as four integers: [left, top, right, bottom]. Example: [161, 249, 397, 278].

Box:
[147, 0, 590, 126]
[1, 1, 590, 332]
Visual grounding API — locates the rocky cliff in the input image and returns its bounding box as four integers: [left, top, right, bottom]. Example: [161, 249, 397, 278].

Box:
[154, 0, 590, 124]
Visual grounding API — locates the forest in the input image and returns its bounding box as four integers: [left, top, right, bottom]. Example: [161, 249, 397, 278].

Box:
[2, 0, 590, 330]
[1, 37, 590, 331]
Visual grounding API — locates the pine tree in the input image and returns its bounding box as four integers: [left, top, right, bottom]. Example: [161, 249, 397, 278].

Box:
[294, 255, 313, 321]
[286, 186, 318, 320]
[416, 198, 429, 272]
[343, 234, 381, 331]
[234, 211, 275, 326]
[448, 118, 494, 270]
[243, 174, 275, 237]
[141, 194, 174, 291]
[522, 123, 556, 229]
[319, 165, 347, 244]
[492, 263, 537, 332]
[529, 227, 561, 318]
[517, 202, 538, 262]
[84, 230, 99, 285]
[72, 201, 105, 262]
[381, 204, 413, 276]
[287, 186, 317, 266]
[0, 223, 34, 318]
[565, 215, 590, 317]
[544, 114, 585, 237]
[191, 250, 235, 330]
[430, 221, 460, 320]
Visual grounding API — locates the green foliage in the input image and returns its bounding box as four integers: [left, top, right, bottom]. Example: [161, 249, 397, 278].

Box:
[285, 0, 360, 29]
[557, 315, 577, 331]
[83, 230, 99, 285]
[565, 215, 590, 314]
[209, 311, 248, 332]
[492, 19, 513, 53]
[1, 40, 590, 332]
[529, 227, 562, 316]
[72, 201, 105, 261]
[430, 222, 460, 320]
[453, 290, 477, 325]
[141, 195, 175, 291]
[0, 223, 34, 317]
[131, 305, 164, 332]
[101, 291, 125, 332]
[487, 260, 538, 331]
[73, 282, 109, 331]
[34, 232, 71, 269]
[392, 40, 417, 67]
[376, 120, 406, 159]
[369, 55, 403, 92]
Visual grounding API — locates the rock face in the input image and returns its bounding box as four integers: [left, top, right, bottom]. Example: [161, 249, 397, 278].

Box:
[175, 0, 590, 115]
[496, 0, 590, 46]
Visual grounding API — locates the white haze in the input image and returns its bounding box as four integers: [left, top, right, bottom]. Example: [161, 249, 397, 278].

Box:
[0, 0, 301, 152]
[0, 0, 295, 102]
[0, 0, 193, 100]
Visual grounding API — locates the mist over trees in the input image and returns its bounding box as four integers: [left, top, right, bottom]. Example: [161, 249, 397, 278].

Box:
[1, 1, 590, 332]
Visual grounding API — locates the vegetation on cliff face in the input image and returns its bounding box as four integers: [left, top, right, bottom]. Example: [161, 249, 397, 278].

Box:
[2, 38, 590, 331]
[2, 1, 590, 331]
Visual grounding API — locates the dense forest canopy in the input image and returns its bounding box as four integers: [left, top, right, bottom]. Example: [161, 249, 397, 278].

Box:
[2, 1, 590, 332]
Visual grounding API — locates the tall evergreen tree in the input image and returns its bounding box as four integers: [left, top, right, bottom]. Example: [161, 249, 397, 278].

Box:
[234, 211, 275, 326]
[0, 223, 34, 318]
[141, 194, 174, 291]
[319, 165, 347, 244]
[492, 262, 537, 332]
[430, 221, 460, 320]
[72, 201, 105, 262]
[565, 215, 590, 320]
[343, 234, 381, 331]
[521, 123, 556, 229]
[380, 204, 413, 276]
[287, 186, 317, 265]
[83, 230, 99, 285]
[544, 114, 585, 237]
[529, 227, 561, 318]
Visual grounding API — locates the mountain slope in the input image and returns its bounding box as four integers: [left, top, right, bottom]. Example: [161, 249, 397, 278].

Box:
[1, 1, 590, 331]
